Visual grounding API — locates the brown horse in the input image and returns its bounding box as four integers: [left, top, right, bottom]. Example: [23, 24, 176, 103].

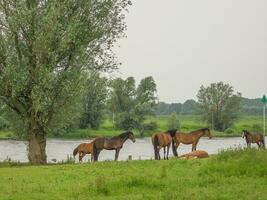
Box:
[172, 128, 212, 154]
[242, 130, 265, 149]
[178, 150, 209, 159]
[92, 131, 136, 162]
[73, 142, 94, 162]
[151, 130, 176, 160]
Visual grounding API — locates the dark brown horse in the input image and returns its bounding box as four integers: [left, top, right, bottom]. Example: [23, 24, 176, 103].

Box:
[242, 130, 265, 149]
[172, 128, 212, 154]
[151, 130, 176, 160]
[73, 142, 94, 162]
[92, 131, 136, 162]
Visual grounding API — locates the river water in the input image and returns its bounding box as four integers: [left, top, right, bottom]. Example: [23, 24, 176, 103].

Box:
[0, 137, 262, 163]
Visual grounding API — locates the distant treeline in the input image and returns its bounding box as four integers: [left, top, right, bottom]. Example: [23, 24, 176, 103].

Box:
[156, 98, 263, 116]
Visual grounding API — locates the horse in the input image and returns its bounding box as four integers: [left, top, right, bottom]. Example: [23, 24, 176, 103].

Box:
[92, 131, 136, 162]
[73, 142, 94, 162]
[242, 130, 265, 149]
[151, 130, 176, 160]
[178, 150, 209, 160]
[172, 128, 212, 154]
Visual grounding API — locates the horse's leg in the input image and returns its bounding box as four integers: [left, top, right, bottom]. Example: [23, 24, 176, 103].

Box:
[115, 148, 121, 161]
[167, 144, 170, 160]
[93, 150, 100, 162]
[158, 148, 161, 160]
[194, 140, 199, 151]
[96, 150, 101, 161]
[191, 144, 195, 152]
[78, 152, 83, 163]
[79, 152, 85, 163]
[90, 154, 93, 163]
[257, 142, 261, 148]
[163, 147, 166, 160]
[154, 146, 158, 160]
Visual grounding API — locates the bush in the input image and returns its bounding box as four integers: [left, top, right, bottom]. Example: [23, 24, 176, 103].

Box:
[224, 128, 234, 134]
[143, 121, 158, 131]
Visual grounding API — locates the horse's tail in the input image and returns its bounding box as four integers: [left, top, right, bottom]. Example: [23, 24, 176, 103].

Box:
[73, 146, 79, 157]
[152, 135, 159, 160]
[171, 137, 178, 157]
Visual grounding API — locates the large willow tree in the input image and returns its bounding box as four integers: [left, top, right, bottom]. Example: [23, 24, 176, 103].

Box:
[0, 0, 130, 164]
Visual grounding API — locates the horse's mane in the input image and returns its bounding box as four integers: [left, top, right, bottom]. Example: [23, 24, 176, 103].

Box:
[243, 130, 251, 135]
[119, 131, 132, 138]
[165, 129, 177, 137]
[190, 128, 210, 133]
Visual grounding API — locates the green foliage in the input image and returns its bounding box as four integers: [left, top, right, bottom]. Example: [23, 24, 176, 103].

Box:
[197, 82, 242, 131]
[241, 98, 262, 115]
[156, 97, 265, 116]
[0, 116, 9, 130]
[0, 104, 10, 130]
[109, 76, 157, 136]
[155, 100, 199, 115]
[0, 0, 131, 163]
[79, 72, 108, 129]
[167, 113, 181, 130]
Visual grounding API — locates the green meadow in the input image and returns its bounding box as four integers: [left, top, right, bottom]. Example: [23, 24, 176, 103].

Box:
[0, 115, 263, 139]
[0, 148, 267, 200]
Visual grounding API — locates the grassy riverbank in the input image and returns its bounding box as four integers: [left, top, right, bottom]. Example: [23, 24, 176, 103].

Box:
[0, 148, 266, 200]
[0, 115, 263, 139]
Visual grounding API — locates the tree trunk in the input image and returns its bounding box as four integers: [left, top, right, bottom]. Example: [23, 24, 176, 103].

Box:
[28, 130, 47, 164]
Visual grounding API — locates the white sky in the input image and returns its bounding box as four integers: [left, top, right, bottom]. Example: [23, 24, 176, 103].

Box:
[114, 0, 267, 103]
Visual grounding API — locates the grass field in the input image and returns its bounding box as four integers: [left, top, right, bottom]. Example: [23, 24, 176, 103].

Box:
[0, 148, 267, 200]
[0, 115, 263, 139]
[40, 115, 265, 138]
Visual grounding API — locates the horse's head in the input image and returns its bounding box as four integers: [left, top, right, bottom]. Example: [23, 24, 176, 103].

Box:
[204, 128, 212, 139]
[166, 129, 177, 138]
[127, 131, 136, 143]
[242, 130, 249, 138]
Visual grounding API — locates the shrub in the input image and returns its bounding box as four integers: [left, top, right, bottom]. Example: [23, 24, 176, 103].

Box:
[224, 128, 234, 134]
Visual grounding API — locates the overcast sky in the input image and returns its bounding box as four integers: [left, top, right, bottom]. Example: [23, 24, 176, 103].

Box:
[114, 0, 267, 103]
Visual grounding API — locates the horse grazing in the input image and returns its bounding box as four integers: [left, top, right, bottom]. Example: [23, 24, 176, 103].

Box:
[73, 142, 94, 162]
[172, 128, 212, 153]
[178, 150, 209, 160]
[151, 130, 176, 160]
[242, 130, 265, 149]
[92, 131, 136, 162]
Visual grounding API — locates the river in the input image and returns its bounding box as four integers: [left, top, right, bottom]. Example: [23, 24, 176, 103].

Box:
[0, 137, 261, 163]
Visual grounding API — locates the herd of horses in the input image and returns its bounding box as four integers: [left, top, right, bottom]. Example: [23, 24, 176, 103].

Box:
[73, 128, 265, 162]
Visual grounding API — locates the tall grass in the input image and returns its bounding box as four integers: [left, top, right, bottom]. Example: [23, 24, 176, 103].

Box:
[0, 149, 267, 199]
